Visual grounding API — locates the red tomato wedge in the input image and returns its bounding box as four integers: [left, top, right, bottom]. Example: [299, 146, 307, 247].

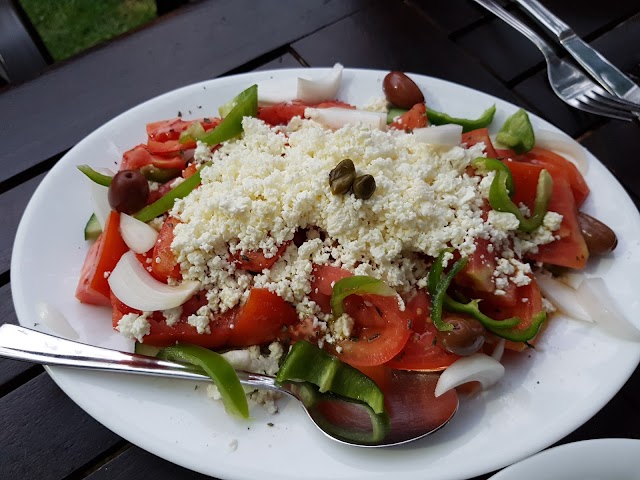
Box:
[120, 144, 186, 171]
[76, 211, 129, 306]
[336, 294, 412, 367]
[231, 241, 291, 273]
[257, 100, 355, 126]
[506, 160, 589, 268]
[151, 217, 182, 282]
[111, 291, 236, 348]
[146, 117, 221, 142]
[227, 288, 298, 347]
[462, 128, 498, 158]
[498, 147, 589, 207]
[389, 103, 428, 131]
[386, 290, 460, 371]
[309, 264, 353, 314]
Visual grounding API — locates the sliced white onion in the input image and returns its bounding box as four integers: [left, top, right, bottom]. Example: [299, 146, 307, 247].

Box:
[434, 353, 505, 397]
[297, 63, 343, 104]
[576, 277, 640, 341]
[491, 338, 506, 362]
[413, 124, 463, 146]
[257, 77, 298, 104]
[534, 271, 592, 323]
[108, 251, 200, 311]
[89, 167, 115, 229]
[119, 213, 159, 254]
[304, 107, 386, 130]
[534, 129, 589, 175]
[35, 301, 79, 340]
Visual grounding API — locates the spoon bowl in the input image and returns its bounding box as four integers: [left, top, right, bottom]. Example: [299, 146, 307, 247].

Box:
[0, 324, 458, 447]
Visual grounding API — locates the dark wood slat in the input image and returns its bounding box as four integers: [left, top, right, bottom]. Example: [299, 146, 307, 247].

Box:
[254, 52, 304, 71]
[0, 172, 44, 273]
[408, 0, 487, 34]
[292, 0, 520, 103]
[0, 0, 370, 185]
[0, 283, 40, 387]
[84, 446, 214, 480]
[0, 373, 121, 480]
[580, 120, 640, 198]
[455, 14, 545, 84]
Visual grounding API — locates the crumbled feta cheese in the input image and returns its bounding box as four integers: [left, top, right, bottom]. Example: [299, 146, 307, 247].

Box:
[187, 305, 211, 334]
[543, 211, 563, 231]
[162, 306, 182, 327]
[330, 313, 355, 341]
[116, 312, 151, 342]
[362, 96, 389, 113]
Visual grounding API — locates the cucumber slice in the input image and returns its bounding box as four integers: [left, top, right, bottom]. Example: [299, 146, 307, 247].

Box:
[135, 343, 161, 357]
[84, 213, 102, 241]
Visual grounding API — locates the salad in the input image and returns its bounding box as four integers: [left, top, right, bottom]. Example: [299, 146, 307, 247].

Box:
[74, 65, 618, 442]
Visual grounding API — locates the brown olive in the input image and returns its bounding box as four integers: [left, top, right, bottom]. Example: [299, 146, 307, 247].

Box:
[435, 315, 485, 356]
[577, 211, 617, 255]
[108, 169, 150, 214]
[383, 71, 425, 109]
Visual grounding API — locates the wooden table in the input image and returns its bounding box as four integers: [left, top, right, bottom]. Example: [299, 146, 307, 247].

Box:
[1, 1, 639, 478]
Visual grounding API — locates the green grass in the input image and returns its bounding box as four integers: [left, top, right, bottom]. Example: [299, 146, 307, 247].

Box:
[19, 0, 157, 61]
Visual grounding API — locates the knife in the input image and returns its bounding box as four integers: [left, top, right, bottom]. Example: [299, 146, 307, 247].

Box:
[514, 0, 640, 105]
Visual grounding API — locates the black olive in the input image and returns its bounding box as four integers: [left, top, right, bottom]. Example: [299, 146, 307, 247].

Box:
[435, 315, 485, 356]
[383, 71, 425, 110]
[108, 170, 150, 214]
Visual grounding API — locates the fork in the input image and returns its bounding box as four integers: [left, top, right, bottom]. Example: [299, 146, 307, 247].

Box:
[473, 0, 639, 121]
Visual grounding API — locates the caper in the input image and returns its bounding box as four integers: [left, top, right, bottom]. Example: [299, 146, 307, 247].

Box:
[353, 174, 376, 200]
[329, 159, 356, 195]
[435, 315, 485, 356]
[108, 169, 149, 214]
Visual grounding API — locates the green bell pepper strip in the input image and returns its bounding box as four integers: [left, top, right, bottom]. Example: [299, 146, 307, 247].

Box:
[133, 162, 210, 222]
[199, 84, 258, 146]
[178, 121, 206, 145]
[489, 169, 553, 233]
[140, 165, 182, 183]
[386, 107, 408, 124]
[471, 157, 515, 197]
[291, 382, 390, 445]
[330, 276, 397, 318]
[488, 311, 546, 342]
[77, 165, 112, 186]
[427, 250, 469, 332]
[496, 108, 535, 154]
[276, 340, 385, 414]
[426, 104, 496, 133]
[158, 344, 249, 419]
[428, 249, 521, 331]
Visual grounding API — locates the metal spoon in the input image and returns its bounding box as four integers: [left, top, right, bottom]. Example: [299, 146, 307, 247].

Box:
[0, 324, 458, 447]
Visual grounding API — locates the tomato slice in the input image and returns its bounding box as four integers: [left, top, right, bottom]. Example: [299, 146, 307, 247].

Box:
[462, 128, 498, 158]
[146, 139, 194, 159]
[257, 100, 355, 126]
[121, 144, 186, 171]
[389, 103, 427, 131]
[227, 288, 299, 347]
[385, 290, 460, 371]
[498, 147, 589, 207]
[336, 294, 412, 367]
[111, 291, 236, 348]
[309, 264, 353, 314]
[151, 217, 182, 282]
[76, 211, 129, 306]
[231, 241, 291, 273]
[146, 117, 221, 142]
[506, 159, 589, 268]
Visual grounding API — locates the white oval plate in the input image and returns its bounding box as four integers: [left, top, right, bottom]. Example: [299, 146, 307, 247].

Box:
[490, 438, 640, 479]
[11, 68, 640, 480]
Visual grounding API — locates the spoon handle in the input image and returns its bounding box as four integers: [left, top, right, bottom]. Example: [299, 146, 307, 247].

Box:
[0, 324, 281, 392]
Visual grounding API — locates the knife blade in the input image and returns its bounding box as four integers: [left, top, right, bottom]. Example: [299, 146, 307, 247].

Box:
[514, 0, 640, 105]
